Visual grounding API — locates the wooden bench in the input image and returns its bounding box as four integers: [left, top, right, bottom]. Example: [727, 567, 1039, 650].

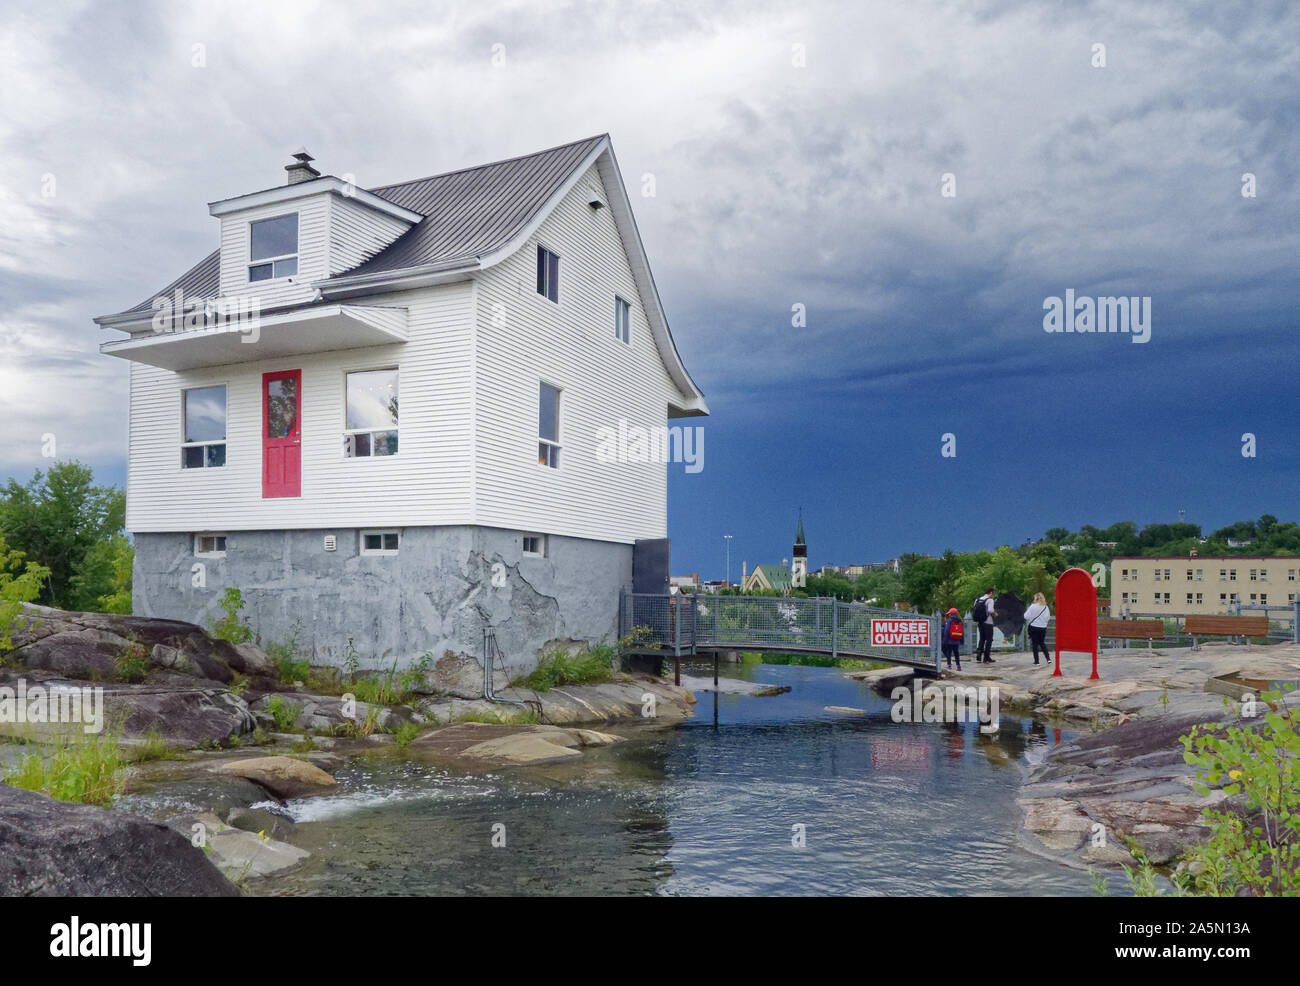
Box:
[1185, 614, 1270, 648]
[1097, 618, 1165, 649]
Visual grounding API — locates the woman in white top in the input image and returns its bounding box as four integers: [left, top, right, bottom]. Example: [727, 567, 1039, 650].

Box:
[1025, 592, 1052, 667]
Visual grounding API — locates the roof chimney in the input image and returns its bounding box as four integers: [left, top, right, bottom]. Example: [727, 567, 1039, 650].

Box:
[285, 147, 320, 185]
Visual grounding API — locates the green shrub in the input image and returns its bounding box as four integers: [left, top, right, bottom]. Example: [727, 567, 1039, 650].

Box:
[208, 587, 253, 645]
[511, 641, 617, 692]
[114, 643, 148, 683]
[3, 730, 127, 805]
[265, 695, 301, 732]
[1179, 685, 1300, 896]
[133, 727, 186, 762]
[393, 722, 421, 747]
[265, 619, 310, 684]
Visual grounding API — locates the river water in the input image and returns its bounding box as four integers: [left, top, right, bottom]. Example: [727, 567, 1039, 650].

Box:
[230, 662, 1113, 897]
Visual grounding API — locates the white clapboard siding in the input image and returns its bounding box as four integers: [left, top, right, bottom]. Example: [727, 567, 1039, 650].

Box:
[327, 195, 413, 274]
[218, 195, 329, 311]
[126, 282, 474, 532]
[472, 164, 690, 545]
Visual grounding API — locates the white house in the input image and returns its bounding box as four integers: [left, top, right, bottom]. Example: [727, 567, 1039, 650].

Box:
[95, 136, 708, 673]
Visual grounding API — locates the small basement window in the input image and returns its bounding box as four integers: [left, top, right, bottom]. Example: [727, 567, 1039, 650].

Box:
[182, 385, 227, 468]
[195, 533, 227, 557]
[361, 529, 400, 555]
[248, 213, 299, 281]
[522, 534, 547, 557]
[536, 246, 559, 303]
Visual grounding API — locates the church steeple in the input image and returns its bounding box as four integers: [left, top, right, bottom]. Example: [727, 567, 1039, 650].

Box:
[791, 509, 807, 588]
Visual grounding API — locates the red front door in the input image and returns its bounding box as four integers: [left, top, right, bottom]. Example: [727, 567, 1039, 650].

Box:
[262, 369, 302, 498]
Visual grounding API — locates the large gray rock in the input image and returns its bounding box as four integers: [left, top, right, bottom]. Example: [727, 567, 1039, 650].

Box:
[217, 755, 338, 800]
[407, 651, 508, 700]
[410, 722, 622, 767]
[8, 604, 279, 687]
[0, 671, 255, 746]
[0, 784, 238, 896]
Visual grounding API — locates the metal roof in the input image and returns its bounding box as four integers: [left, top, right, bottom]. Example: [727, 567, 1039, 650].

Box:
[106, 135, 605, 319]
[351, 134, 606, 275]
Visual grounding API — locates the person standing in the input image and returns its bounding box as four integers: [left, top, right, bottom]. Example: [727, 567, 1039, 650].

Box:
[1025, 592, 1052, 667]
[973, 588, 996, 664]
[942, 607, 964, 670]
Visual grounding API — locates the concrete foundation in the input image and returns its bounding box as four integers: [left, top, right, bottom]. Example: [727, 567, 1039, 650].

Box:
[132, 527, 631, 676]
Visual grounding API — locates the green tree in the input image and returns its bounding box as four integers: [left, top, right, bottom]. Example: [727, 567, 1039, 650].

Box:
[0, 462, 125, 608]
[68, 534, 133, 614]
[1, 532, 49, 652]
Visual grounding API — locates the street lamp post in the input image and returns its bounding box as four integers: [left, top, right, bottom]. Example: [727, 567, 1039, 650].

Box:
[723, 534, 733, 590]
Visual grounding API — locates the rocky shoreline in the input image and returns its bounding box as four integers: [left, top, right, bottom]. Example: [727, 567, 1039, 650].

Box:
[0, 604, 699, 894]
[850, 643, 1299, 875]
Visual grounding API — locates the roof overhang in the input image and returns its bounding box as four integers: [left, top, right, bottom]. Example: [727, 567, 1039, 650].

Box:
[208, 177, 424, 224]
[98, 304, 408, 370]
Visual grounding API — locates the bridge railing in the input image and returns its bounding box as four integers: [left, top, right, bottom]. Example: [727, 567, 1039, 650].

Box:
[619, 590, 938, 668]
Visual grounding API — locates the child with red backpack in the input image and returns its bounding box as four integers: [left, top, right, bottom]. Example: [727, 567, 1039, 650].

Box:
[942, 607, 964, 670]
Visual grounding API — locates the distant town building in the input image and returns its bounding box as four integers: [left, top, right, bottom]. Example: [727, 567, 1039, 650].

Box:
[670, 573, 700, 590]
[1111, 556, 1300, 616]
[1226, 538, 1257, 548]
[743, 564, 793, 593]
[821, 559, 900, 577]
[791, 514, 807, 589]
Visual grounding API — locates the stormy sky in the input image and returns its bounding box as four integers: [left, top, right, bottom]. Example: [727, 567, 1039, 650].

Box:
[1, 0, 1296, 579]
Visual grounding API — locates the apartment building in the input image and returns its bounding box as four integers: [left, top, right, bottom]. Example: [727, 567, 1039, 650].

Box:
[1111, 556, 1300, 616]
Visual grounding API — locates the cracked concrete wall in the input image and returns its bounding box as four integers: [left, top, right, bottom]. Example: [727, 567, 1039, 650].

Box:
[132, 527, 631, 675]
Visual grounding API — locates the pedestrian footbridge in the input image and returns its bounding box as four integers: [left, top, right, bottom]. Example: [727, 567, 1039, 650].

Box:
[618, 591, 941, 673]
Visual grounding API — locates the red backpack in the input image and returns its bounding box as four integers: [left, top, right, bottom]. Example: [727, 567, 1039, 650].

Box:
[947, 618, 964, 641]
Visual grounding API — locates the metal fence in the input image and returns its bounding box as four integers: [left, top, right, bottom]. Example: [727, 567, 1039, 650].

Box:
[619, 591, 939, 669]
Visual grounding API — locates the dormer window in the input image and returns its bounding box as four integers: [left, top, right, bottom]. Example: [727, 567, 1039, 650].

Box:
[248, 213, 299, 282]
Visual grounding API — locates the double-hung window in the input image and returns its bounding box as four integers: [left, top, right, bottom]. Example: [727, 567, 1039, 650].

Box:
[538, 382, 560, 468]
[248, 213, 299, 281]
[344, 368, 399, 457]
[182, 385, 226, 468]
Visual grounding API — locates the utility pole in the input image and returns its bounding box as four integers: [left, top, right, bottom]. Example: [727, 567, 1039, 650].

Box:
[723, 534, 733, 589]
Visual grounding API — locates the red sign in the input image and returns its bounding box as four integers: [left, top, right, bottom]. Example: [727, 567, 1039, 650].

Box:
[1054, 568, 1099, 679]
[871, 618, 931, 647]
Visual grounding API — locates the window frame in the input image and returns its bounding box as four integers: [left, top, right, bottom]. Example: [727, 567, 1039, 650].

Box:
[181, 384, 228, 470]
[522, 534, 547, 558]
[537, 380, 561, 469]
[360, 529, 400, 556]
[536, 245, 560, 304]
[342, 366, 400, 459]
[247, 212, 300, 283]
[614, 295, 631, 344]
[194, 533, 228, 558]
